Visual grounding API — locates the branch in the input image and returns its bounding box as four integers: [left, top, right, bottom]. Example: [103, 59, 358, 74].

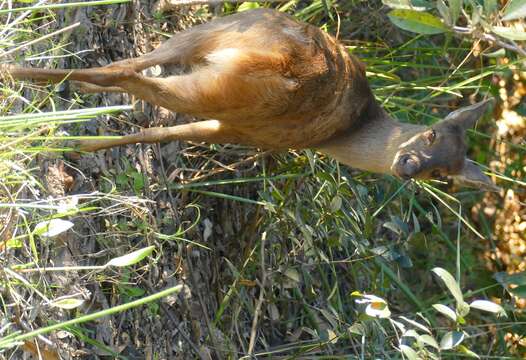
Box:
[452, 25, 526, 57]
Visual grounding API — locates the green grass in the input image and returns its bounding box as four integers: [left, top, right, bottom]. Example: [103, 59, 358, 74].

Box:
[1, 0, 525, 359]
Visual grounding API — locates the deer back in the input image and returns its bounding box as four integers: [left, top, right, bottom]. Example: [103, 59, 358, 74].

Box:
[144, 9, 375, 149]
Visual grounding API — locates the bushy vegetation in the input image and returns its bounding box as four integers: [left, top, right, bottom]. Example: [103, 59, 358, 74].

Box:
[0, 0, 524, 358]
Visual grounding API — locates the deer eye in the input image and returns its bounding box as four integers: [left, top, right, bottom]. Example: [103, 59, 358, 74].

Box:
[424, 129, 436, 145]
[431, 169, 442, 178]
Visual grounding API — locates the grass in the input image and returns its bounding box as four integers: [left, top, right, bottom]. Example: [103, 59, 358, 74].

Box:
[1, 0, 525, 359]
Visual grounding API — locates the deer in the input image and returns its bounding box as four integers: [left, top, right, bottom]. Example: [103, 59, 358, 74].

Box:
[1, 8, 498, 191]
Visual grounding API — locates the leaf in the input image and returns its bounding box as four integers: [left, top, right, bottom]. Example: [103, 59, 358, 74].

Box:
[449, 0, 461, 24]
[22, 341, 59, 360]
[383, 221, 404, 235]
[330, 195, 342, 212]
[392, 319, 407, 333]
[399, 344, 419, 360]
[34, 219, 74, 238]
[388, 9, 449, 34]
[403, 329, 419, 338]
[326, 329, 338, 344]
[348, 323, 365, 336]
[382, 0, 428, 10]
[502, 0, 526, 21]
[469, 300, 507, 317]
[483, 0, 498, 15]
[457, 300, 471, 318]
[420, 334, 440, 349]
[106, 246, 155, 267]
[432, 303, 457, 322]
[398, 316, 431, 334]
[483, 48, 506, 58]
[440, 331, 464, 350]
[458, 345, 481, 358]
[437, 0, 452, 26]
[131, 172, 145, 192]
[432, 267, 464, 303]
[282, 268, 301, 288]
[237, 1, 260, 11]
[50, 298, 85, 310]
[492, 26, 526, 40]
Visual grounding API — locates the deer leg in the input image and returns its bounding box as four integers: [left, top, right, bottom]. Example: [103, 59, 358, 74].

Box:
[75, 120, 237, 152]
[71, 81, 126, 94]
[4, 61, 205, 113]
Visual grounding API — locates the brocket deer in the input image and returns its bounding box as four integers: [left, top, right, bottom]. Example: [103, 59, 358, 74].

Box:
[1, 8, 497, 190]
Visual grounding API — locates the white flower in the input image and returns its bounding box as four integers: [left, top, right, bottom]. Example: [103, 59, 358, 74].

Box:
[356, 294, 391, 318]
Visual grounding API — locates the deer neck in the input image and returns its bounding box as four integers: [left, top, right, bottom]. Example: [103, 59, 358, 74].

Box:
[317, 102, 425, 175]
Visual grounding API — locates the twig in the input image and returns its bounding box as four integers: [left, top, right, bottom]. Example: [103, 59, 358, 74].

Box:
[479, 32, 526, 57]
[247, 231, 268, 355]
[172, 150, 271, 184]
[452, 25, 526, 57]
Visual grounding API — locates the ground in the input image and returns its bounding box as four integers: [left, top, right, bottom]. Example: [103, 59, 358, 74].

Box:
[1, 0, 525, 359]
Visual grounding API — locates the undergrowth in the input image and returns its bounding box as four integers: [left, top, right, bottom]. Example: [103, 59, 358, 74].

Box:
[0, 0, 525, 359]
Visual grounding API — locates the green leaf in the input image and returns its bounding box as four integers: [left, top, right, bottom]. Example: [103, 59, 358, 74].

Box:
[399, 344, 419, 360]
[398, 316, 431, 334]
[237, 2, 260, 12]
[469, 300, 507, 317]
[458, 345, 481, 358]
[483, 0, 498, 15]
[348, 323, 365, 336]
[382, 0, 428, 10]
[106, 246, 155, 267]
[388, 9, 449, 34]
[502, 0, 526, 21]
[432, 267, 464, 303]
[440, 331, 464, 350]
[420, 334, 440, 349]
[51, 298, 85, 309]
[492, 26, 526, 40]
[131, 172, 145, 192]
[34, 219, 74, 238]
[457, 300, 471, 317]
[483, 48, 506, 58]
[449, 0, 461, 23]
[437, 0, 452, 25]
[432, 303, 457, 322]
[330, 195, 342, 212]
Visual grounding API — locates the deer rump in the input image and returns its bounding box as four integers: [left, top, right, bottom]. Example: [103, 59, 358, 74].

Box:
[2, 8, 498, 191]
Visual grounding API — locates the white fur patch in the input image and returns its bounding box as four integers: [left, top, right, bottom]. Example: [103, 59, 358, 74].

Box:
[206, 48, 241, 66]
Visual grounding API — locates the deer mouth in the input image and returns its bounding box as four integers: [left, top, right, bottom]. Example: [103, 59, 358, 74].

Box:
[391, 153, 421, 179]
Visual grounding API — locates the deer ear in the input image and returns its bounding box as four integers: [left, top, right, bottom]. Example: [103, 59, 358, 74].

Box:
[443, 98, 494, 130]
[450, 159, 500, 192]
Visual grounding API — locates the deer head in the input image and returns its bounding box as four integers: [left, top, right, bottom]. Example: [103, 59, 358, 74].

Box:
[390, 99, 497, 191]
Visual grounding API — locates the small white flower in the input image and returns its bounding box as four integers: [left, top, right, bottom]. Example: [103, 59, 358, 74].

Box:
[356, 294, 391, 318]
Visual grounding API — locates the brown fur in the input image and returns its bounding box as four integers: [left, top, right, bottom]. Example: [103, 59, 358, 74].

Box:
[1, 9, 497, 190]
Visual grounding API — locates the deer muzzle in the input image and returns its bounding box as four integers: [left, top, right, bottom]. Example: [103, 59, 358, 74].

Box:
[391, 153, 421, 179]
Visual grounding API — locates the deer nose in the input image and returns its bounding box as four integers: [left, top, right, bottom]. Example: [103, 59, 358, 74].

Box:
[397, 154, 419, 179]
